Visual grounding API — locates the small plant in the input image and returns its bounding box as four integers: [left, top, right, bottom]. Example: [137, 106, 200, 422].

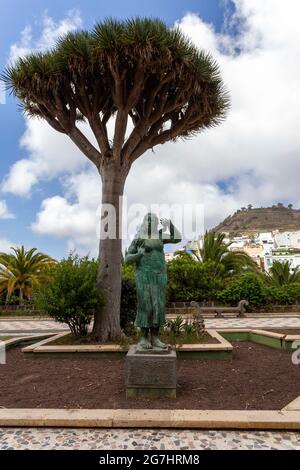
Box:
[183, 322, 196, 336]
[166, 315, 185, 336]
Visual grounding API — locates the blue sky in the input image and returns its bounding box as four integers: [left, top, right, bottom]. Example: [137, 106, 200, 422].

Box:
[1, 0, 300, 258]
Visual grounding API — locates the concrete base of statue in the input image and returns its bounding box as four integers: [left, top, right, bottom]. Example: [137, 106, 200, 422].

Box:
[125, 345, 177, 399]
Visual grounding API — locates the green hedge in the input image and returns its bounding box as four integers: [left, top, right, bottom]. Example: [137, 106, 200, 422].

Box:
[217, 272, 266, 308]
[264, 283, 300, 305]
[166, 257, 224, 302]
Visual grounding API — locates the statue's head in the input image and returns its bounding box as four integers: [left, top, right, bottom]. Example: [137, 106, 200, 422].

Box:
[140, 212, 159, 238]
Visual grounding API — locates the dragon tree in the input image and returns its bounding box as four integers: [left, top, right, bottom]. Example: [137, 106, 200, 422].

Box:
[2, 18, 229, 341]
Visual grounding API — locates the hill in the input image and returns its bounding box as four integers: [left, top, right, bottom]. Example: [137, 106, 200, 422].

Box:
[213, 205, 300, 235]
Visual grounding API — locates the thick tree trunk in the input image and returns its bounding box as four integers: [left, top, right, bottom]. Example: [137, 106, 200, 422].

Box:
[92, 164, 126, 342]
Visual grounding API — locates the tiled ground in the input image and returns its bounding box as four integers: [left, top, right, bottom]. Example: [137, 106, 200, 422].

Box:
[0, 320, 68, 334]
[205, 317, 300, 329]
[1, 317, 300, 334]
[0, 428, 299, 450]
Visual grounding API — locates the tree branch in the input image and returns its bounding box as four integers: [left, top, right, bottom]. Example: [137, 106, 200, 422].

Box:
[121, 76, 180, 163]
[38, 104, 66, 134]
[68, 126, 102, 168]
[89, 114, 111, 158]
[113, 109, 128, 160]
[108, 58, 124, 107]
[129, 103, 195, 163]
[126, 66, 144, 110]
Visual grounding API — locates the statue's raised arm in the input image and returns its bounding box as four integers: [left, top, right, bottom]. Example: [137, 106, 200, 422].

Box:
[159, 218, 182, 244]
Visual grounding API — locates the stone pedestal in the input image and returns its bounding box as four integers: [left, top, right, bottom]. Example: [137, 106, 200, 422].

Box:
[125, 345, 177, 398]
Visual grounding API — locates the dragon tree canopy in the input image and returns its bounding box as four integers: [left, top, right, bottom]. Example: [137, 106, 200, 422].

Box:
[2, 18, 230, 171]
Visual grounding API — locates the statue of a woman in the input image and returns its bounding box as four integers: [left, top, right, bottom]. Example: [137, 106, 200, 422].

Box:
[125, 213, 181, 351]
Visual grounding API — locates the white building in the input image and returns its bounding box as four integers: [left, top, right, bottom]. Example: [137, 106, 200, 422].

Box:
[256, 232, 274, 245]
[264, 248, 300, 272]
[183, 230, 300, 272]
[226, 235, 252, 250]
[274, 230, 300, 249]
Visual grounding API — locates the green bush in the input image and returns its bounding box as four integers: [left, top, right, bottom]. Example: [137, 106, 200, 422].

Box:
[120, 277, 136, 330]
[120, 263, 136, 330]
[121, 263, 135, 280]
[218, 272, 266, 308]
[34, 254, 103, 337]
[264, 283, 300, 305]
[167, 256, 224, 302]
[0, 294, 20, 306]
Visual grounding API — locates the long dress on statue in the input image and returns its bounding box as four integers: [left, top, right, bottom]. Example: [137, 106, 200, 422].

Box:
[126, 227, 181, 329]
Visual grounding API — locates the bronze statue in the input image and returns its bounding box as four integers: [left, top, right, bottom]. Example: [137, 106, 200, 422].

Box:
[125, 213, 181, 351]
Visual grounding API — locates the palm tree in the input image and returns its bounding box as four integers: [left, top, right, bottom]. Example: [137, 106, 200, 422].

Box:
[265, 260, 300, 287]
[2, 18, 229, 341]
[0, 246, 56, 305]
[193, 231, 258, 278]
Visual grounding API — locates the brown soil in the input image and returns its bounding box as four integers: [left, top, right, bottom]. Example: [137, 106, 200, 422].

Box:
[0, 342, 299, 410]
[50, 331, 218, 346]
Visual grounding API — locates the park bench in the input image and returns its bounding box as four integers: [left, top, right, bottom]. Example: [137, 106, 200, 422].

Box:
[190, 300, 249, 318]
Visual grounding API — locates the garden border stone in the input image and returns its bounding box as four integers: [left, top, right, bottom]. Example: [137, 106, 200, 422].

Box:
[21, 329, 233, 360]
[218, 328, 300, 350]
[0, 405, 300, 430]
[2, 333, 56, 350]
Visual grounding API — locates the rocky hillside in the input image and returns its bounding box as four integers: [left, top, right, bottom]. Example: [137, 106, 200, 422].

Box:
[213, 205, 300, 234]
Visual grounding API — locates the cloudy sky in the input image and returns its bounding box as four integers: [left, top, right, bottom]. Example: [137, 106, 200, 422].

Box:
[0, 0, 300, 258]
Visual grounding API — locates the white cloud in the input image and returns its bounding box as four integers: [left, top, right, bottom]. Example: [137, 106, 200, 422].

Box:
[1, 119, 90, 196]
[2, 10, 88, 197]
[0, 200, 14, 219]
[6, 1, 300, 254]
[8, 10, 82, 64]
[0, 238, 14, 253]
[31, 170, 101, 255]
[170, 0, 300, 211]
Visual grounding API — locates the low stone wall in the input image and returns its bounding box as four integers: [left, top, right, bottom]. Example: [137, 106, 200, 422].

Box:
[255, 305, 300, 313]
[166, 301, 216, 316]
[167, 302, 300, 315]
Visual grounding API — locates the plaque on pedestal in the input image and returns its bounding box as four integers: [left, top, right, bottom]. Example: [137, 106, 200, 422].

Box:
[125, 345, 177, 399]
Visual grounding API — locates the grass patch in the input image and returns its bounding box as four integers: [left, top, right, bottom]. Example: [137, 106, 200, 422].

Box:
[0, 336, 13, 341]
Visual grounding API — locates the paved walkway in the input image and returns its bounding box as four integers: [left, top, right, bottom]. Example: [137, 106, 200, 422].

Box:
[205, 317, 300, 329]
[0, 320, 68, 334]
[0, 428, 299, 450]
[1, 317, 300, 334]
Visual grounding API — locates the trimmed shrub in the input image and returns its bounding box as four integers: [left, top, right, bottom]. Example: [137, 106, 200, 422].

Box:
[218, 272, 266, 308]
[167, 256, 224, 302]
[264, 283, 300, 305]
